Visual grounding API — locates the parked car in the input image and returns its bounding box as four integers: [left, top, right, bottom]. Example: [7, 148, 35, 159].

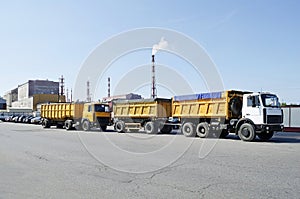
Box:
[31, 117, 41, 124]
[5, 115, 14, 122]
[12, 115, 21, 122]
[17, 115, 26, 123]
[0, 114, 6, 121]
[23, 116, 34, 123]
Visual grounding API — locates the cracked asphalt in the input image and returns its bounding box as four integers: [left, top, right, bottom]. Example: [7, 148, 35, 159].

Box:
[0, 122, 299, 199]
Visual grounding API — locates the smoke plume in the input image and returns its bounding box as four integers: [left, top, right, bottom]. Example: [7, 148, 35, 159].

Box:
[152, 37, 168, 55]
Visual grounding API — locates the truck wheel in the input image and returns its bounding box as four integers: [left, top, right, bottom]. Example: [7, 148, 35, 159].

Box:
[100, 125, 107, 132]
[257, 131, 274, 141]
[145, 121, 158, 134]
[82, 120, 90, 131]
[160, 125, 172, 134]
[238, 123, 256, 142]
[182, 122, 196, 137]
[115, 121, 125, 133]
[42, 119, 50, 128]
[65, 120, 73, 130]
[196, 122, 209, 138]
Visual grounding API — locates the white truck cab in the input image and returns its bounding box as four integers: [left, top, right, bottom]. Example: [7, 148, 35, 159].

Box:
[237, 92, 284, 141]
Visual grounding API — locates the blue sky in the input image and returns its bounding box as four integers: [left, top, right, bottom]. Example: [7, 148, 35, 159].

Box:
[0, 0, 299, 103]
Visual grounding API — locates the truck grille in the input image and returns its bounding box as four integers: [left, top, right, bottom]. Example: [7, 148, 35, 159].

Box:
[97, 117, 110, 125]
[267, 115, 282, 124]
[263, 109, 283, 124]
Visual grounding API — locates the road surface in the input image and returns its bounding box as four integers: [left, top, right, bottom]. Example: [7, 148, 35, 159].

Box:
[0, 122, 299, 198]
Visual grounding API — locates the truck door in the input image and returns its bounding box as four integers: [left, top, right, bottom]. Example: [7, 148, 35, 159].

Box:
[83, 104, 94, 122]
[242, 95, 263, 124]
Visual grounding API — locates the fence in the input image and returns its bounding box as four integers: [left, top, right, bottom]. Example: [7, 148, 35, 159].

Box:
[282, 106, 300, 132]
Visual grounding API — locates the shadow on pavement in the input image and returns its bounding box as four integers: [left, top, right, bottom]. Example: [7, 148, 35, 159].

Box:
[80, 128, 300, 143]
[226, 132, 300, 143]
[265, 132, 300, 143]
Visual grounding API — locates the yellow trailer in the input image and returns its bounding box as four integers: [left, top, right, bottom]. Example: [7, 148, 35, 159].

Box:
[172, 90, 245, 120]
[112, 98, 172, 134]
[41, 102, 111, 131]
[172, 90, 246, 137]
[41, 103, 84, 121]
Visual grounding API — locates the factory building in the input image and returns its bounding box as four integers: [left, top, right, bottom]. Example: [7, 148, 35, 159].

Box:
[4, 88, 18, 107]
[4, 79, 65, 111]
[0, 97, 6, 110]
[18, 80, 59, 99]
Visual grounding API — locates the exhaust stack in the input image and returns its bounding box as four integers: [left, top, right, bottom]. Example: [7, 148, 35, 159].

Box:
[151, 55, 157, 98]
[87, 80, 91, 102]
[108, 77, 111, 97]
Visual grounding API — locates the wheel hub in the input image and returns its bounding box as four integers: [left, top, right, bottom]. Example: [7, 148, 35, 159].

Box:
[241, 128, 250, 137]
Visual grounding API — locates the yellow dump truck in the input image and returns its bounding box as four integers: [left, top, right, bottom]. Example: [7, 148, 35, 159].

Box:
[41, 102, 111, 131]
[112, 98, 172, 134]
[172, 90, 284, 141]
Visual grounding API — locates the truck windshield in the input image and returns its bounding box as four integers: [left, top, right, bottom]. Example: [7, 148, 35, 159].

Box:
[94, 104, 110, 112]
[261, 94, 280, 108]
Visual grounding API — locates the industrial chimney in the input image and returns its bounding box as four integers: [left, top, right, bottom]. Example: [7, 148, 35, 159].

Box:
[151, 55, 157, 98]
[108, 77, 111, 97]
[59, 75, 65, 102]
[87, 80, 91, 102]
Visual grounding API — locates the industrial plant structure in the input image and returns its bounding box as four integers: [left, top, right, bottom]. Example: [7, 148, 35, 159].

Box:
[4, 79, 65, 111]
[0, 97, 6, 110]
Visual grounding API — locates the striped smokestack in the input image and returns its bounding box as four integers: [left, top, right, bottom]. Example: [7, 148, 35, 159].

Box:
[151, 55, 157, 98]
[108, 77, 111, 97]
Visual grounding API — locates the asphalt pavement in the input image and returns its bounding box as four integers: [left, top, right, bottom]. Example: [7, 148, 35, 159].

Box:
[0, 122, 299, 199]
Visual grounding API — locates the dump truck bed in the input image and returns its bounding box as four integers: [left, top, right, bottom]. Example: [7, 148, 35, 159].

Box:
[172, 90, 246, 119]
[41, 103, 84, 120]
[113, 98, 172, 119]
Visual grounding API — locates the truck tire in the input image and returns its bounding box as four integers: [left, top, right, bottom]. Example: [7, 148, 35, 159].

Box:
[182, 122, 196, 137]
[82, 120, 90, 131]
[257, 131, 274, 141]
[65, 120, 73, 130]
[160, 125, 172, 134]
[100, 125, 107, 132]
[42, 119, 50, 128]
[196, 122, 209, 138]
[115, 121, 125, 133]
[145, 121, 158, 134]
[238, 123, 256, 142]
